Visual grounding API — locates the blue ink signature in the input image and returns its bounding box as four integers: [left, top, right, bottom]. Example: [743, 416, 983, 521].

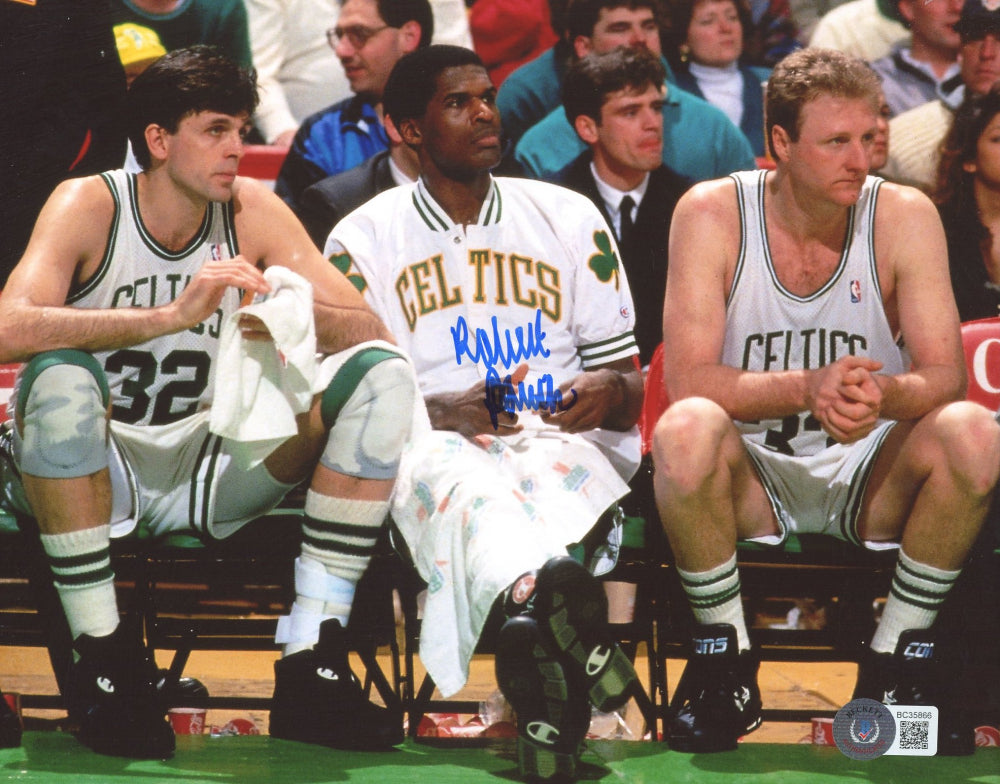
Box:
[484, 367, 577, 428]
[451, 310, 551, 370]
[450, 309, 576, 428]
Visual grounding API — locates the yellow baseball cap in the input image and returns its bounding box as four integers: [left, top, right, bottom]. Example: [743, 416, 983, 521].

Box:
[114, 23, 167, 69]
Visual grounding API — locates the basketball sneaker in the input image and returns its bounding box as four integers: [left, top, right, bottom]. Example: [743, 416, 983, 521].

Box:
[64, 626, 175, 758]
[269, 619, 403, 750]
[504, 556, 638, 712]
[853, 629, 973, 756]
[666, 623, 762, 752]
[495, 615, 591, 781]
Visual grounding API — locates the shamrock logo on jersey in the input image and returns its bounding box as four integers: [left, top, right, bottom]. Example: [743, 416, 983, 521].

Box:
[328, 251, 367, 294]
[587, 230, 620, 290]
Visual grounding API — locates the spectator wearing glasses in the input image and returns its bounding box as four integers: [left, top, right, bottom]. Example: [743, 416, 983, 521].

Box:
[246, 0, 471, 148]
[275, 0, 433, 214]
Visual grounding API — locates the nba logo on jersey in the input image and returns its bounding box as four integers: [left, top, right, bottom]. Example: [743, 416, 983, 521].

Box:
[850, 280, 861, 303]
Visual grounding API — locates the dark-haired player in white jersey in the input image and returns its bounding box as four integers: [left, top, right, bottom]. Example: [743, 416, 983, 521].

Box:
[0, 46, 418, 758]
[652, 47, 1000, 755]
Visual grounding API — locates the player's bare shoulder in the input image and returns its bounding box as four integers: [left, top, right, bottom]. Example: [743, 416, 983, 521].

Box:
[871, 179, 946, 268]
[31, 174, 117, 266]
[670, 175, 742, 260]
[47, 174, 117, 229]
[229, 175, 303, 256]
[229, 174, 281, 215]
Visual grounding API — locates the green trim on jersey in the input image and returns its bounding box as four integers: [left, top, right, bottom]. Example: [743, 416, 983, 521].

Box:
[189, 432, 225, 538]
[127, 173, 213, 260]
[68, 173, 122, 304]
[578, 332, 637, 368]
[411, 179, 503, 232]
[412, 191, 448, 232]
[865, 178, 884, 304]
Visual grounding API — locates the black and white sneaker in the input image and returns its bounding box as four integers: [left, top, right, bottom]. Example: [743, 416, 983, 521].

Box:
[496, 615, 591, 782]
[666, 623, 762, 753]
[270, 619, 403, 750]
[65, 626, 175, 758]
[504, 556, 638, 713]
[853, 630, 973, 756]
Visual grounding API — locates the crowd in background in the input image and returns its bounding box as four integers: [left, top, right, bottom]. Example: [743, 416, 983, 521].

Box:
[1, 0, 998, 323]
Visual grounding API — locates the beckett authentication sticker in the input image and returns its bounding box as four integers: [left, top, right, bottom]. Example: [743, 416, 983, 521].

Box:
[834, 700, 940, 758]
[833, 698, 895, 760]
[885, 705, 939, 756]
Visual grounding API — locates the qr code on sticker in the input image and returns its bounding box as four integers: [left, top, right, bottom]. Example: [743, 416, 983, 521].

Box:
[899, 720, 930, 750]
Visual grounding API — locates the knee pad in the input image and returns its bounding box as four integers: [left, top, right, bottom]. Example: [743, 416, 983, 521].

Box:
[16, 350, 110, 479]
[319, 348, 417, 480]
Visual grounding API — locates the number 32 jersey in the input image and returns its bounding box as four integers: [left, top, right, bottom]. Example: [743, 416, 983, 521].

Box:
[721, 170, 906, 457]
[66, 169, 242, 426]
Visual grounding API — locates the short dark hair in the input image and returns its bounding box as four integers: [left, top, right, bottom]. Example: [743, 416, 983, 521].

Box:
[766, 48, 880, 159]
[382, 45, 487, 124]
[563, 46, 666, 126]
[372, 0, 435, 47]
[126, 45, 258, 170]
[565, 0, 662, 41]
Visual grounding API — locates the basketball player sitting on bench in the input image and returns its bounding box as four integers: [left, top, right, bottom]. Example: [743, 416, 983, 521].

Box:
[0, 46, 419, 759]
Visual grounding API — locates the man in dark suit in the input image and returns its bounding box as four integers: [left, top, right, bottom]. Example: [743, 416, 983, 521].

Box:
[298, 117, 420, 250]
[554, 46, 690, 366]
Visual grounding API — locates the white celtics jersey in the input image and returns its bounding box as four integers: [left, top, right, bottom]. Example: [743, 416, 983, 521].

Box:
[327, 176, 640, 477]
[67, 169, 242, 426]
[722, 170, 906, 457]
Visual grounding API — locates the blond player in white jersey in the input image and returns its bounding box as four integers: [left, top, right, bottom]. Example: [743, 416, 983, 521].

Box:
[0, 46, 419, 758]
[652, 48, 1000, 755]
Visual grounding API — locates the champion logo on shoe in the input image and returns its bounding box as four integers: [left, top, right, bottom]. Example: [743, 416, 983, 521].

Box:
[526, 721, 560, 746]
[585, 646, 612, 677]
[316, 667, 340, 681]
[96, 676, 115, 694]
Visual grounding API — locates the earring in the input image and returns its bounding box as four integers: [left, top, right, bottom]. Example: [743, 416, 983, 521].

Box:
[679, 45, 690, 63]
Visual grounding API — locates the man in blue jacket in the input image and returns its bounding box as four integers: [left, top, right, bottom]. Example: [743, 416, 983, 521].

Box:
[275, 0, 432, 214]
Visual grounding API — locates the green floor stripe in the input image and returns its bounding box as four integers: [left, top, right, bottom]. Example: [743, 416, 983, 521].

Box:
[0, 735, 996, 783]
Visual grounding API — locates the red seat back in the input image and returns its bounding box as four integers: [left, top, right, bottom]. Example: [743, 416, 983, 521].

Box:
[962, 317, 1000, 413]
[0, 364, 18, 423]
[639, 343, 669, 456]
[237, 145, 289, 187]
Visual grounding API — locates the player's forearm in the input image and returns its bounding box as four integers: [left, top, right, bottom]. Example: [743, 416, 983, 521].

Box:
[668, 364, 810, 422]
[876, 365, 966, 422]
[312, 301, 393, 354]
[0, 303, 182, 363]
[593, 367, 643, 431]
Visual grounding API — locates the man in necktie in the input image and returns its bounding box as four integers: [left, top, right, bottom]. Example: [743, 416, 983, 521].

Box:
[553, 47, 691, 367]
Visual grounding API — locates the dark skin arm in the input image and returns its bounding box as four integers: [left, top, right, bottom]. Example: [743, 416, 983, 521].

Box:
[425, 357, 642, 439]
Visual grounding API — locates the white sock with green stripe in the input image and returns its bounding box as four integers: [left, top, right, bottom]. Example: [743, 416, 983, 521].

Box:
[677, 553, 750, 651]
[870, 550, 960, 654]
[277, 491, 389, 656]
[40, 525, 119, 641]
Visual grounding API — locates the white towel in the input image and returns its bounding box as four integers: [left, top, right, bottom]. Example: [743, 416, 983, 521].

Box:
[209, 266, 318, 467]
